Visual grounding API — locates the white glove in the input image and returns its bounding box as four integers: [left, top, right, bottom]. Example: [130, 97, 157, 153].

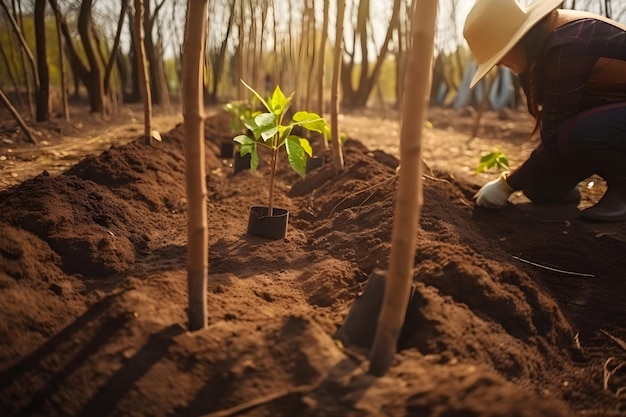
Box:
[474, 172, 515, 209]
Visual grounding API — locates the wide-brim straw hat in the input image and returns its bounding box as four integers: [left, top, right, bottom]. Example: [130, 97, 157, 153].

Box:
[463, 0, 562, 88]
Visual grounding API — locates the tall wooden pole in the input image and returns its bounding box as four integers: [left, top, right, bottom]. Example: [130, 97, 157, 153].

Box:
[134, 0, 152, 142]
[182, 0, 209, 331]
[369, 0, 438, 376]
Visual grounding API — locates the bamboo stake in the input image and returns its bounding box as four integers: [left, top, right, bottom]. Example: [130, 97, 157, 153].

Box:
[330, 0, 346, 172]
[134, 0, 152, 143]
[369, 0, 437, 376]
[182, 0, 209, 332]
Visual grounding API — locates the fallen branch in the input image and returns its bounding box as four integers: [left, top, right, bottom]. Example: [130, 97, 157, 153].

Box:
[511, 256, 595, 278]
[202, 383, 317, 417]
[601, 329, 626, 353]
[0, 88, 37, 145]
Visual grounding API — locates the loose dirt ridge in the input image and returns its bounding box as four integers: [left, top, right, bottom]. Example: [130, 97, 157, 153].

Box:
[0, 109, 625, 416]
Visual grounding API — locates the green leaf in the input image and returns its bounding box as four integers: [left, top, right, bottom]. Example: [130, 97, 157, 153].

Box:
[268, 85, 292, 116]
[241, 79, 269, 111]
[244, 112, 276, 141]
[285, 136, 307, 177]
[239, 143, 253, 156]
[292, 111, 326, 133]
[236, 142, 259, 171]
[277, 125, 292, 144]
[254, 112, 275, 128]
[476, 148, 510, 173]
[299, 137, 313, 157]
[233, 134, 255, 146]
[261, 127, 279, 143]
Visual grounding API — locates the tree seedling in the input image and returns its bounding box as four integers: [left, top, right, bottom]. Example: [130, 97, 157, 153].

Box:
[476, 147, 510, 173]
[223, 100, 258, 135]
[233, 80, 328, 214]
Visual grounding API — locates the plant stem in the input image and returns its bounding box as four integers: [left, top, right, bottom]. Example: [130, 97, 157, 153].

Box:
[268, 147, 278, 215]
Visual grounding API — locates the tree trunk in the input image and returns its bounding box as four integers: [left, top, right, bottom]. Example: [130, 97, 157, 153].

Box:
[182, 0, 209, 332]
[237, 0, 246, 100]
[104, 0, 128, 98]
[316, 0, 329, 117]
[54, 8, 69, 121]
[208, 0, 235, 103]
[77, 0, 104, 113]
[134, 0, 152, 143]
[143, 0, 169, 106]
[10, 0, 34, 118]
[0, 87, 37, 145]
[0, 40, 23, 108]
[126, 7, 141, 103]
[369, 0, 437, 377]
[330, 0, 346, 172]
[34, 0, 49, 122]
[1, 0, 39, 117]
[340, 0, 401, 108]
[49, 0, 104, 113]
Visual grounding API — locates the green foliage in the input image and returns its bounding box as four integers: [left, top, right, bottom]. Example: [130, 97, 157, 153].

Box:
[233, 79, 328, 178]
[223, 100, 258, 135]
[476, 148, 510, 174]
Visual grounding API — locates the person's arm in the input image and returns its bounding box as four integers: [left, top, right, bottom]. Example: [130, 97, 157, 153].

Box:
[506, 20, 600, 191]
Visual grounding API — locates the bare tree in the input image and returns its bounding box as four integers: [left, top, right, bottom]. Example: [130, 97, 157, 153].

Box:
[330, 0, 346, 172]
[49, 0, 106, 113]
[34, 0, 48, 122]
[134, 0, 153, 142]
[10, 0, 34, 118]
[0, 41, 23, 105]
[182, 0, 209, 332]
[103, 0, 129, 104]
[341, 0, 401, 108]
[53, 7, 69, 121]
[1, 0, 39, 118]
[369, 0, 437, 376]
[207, 0, 235, 103]
[316, 0, 330, 117]
[142, 0, 169, 106]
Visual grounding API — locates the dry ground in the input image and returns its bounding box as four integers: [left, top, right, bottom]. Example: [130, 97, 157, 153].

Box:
[0, 102, 625, 417]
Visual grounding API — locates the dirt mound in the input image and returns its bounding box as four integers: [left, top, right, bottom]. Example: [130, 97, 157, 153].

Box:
[1, 113, 625, 416]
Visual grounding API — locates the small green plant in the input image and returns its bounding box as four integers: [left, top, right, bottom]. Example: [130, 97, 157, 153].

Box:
[476, 147, 510, 173]
[233, 80, 328, 213]
[223, 100, 258, 134]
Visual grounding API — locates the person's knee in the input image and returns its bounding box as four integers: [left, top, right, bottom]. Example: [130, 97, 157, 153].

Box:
[523, 185, 581, 204]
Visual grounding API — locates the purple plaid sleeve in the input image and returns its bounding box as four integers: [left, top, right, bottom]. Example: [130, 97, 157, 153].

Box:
[506, 19, 626, 190]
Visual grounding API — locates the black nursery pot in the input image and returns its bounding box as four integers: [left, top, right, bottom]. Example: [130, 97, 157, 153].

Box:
[233, 151, 251, 174]
[247, 206, 289, 240]
[306, 156, 324, 174]
[220, 142, 234, 158]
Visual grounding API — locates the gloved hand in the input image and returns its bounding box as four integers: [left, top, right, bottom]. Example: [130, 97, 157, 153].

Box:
[474, 172, 515, 209]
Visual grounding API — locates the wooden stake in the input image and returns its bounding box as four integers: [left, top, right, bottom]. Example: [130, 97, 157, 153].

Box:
[182, 0, 209, 331]
[368, 0, 437, 376]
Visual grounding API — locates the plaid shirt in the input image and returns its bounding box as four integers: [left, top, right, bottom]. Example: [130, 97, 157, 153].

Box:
[507, 18, 626, 190]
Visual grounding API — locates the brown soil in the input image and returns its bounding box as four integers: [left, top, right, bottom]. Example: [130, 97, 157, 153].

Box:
[0, 103, 625, 417]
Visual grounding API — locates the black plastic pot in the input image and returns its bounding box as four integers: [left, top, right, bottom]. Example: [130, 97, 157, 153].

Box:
[306, 156, 324, 174]
[233, 151, 251, 174]
[247, 206, 289, 240]
[220, 142, 234, 158]
[336, 269, 418, 350]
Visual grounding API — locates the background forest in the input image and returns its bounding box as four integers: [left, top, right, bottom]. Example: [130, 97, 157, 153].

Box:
[1, 0, 625, 130]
